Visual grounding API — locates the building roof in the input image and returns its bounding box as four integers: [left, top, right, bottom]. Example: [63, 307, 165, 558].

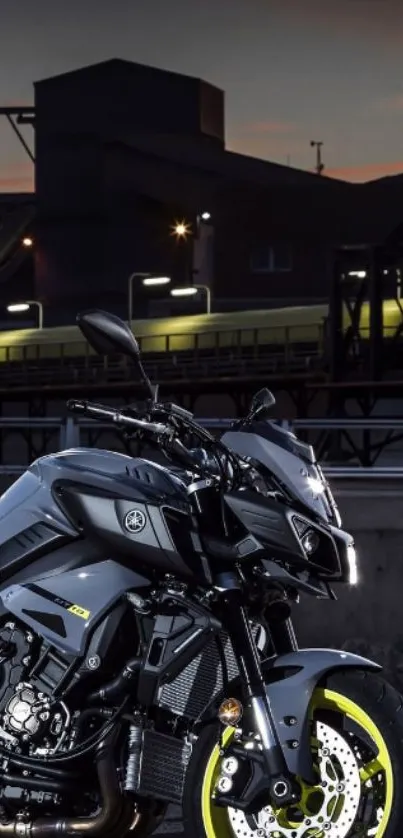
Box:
[34, 57, 223, 96]
[104, 130, 348, 190]
[35, 57, 348, 190]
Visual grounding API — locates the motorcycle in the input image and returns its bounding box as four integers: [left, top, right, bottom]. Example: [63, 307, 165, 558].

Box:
[0, 309, 400, 838]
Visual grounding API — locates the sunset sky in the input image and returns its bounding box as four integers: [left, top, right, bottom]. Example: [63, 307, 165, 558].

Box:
[2, 0, 403, 191]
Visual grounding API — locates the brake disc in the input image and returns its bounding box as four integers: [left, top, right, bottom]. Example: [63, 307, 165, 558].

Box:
[228, 720, 362, 838]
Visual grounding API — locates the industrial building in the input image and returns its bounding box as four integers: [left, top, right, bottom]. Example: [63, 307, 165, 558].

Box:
[3, 57, 402, 327]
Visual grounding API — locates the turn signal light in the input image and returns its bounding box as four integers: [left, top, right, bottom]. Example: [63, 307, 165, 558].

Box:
[218, 697, 243, 727]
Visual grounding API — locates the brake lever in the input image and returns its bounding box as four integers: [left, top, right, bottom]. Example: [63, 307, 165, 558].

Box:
[163, 402, 194, 420]
[112, 412, 173, 438]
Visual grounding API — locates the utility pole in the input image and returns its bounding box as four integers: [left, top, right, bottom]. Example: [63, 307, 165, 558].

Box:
[310, 140, 324, 175]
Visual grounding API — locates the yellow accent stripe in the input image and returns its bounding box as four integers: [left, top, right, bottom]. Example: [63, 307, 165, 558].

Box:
[67, 604, 90, 620]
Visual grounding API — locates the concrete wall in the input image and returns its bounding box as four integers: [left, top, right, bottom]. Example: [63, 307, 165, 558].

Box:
[294, 479, 403, 691]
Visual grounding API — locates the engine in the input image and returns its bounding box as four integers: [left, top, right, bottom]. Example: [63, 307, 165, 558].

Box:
[0, 623, 71, 757]
[2, 683, 70, 754]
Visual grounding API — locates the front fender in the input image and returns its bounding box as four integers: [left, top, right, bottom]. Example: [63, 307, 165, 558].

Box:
[266, 648, 381, 782]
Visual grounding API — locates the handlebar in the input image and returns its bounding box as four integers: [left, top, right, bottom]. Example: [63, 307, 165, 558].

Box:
[66, 400, 172, 437]
[66, 398, 244, 486]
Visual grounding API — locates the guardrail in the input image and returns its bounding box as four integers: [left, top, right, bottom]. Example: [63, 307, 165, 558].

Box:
[0, 320, 325, 361]
[0, 345, 324, 388]
[0, 417, 399, 479]
[0, 417, 402, 430]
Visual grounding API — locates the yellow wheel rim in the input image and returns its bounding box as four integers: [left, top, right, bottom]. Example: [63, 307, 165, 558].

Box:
[201, 688, 394, 837]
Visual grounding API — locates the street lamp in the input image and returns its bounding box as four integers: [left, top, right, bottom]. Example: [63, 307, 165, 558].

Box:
[170, 284, 211, 315]
[171, 220, 192, 239]
[127, 272, 171, 324]
[7, 300, 44, 329]
[22, 237, 33, 248]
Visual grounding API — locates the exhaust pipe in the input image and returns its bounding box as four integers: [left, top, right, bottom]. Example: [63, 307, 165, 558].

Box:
[0, 731, 136, 838]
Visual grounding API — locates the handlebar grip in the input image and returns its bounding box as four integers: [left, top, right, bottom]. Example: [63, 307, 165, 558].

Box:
[67, 400, 117, 420]
[67, 400, 172, 439]
[66, 400, 87, 414]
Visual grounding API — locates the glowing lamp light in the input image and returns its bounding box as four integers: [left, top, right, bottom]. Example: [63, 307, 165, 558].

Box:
[142, 276, 171, 287]
[200, 211, 211, 221]
[7, 303, 30, 313]
[218, 698, 243, 727]
[7, 300, 44, 329]
[22, 237, 33, 248]
[175, 223, 186, 236]
[347, 544, 358, 586]
[170, 287, 198, 298]
[171, 219, 192, 239]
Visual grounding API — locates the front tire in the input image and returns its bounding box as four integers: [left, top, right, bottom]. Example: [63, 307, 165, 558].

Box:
[183, 670, 403, 837]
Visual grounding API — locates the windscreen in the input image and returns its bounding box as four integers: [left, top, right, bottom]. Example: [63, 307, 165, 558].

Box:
[222, 426, 336, 524]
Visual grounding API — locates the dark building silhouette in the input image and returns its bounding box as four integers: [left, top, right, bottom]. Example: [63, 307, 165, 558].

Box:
[33, 59, 227, 318]
[1, 58, 403, 325]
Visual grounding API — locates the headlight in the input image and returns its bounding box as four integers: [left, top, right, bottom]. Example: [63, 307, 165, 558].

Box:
[301, 529, 320, 556]
[306, 476, 325, 495]
[346, 544, 358, 585]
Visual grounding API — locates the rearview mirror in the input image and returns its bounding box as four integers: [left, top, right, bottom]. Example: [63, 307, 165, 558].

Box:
[77, 310, 140, 359]
[77, 309, 155, 399]
[249, 388, 276, 419]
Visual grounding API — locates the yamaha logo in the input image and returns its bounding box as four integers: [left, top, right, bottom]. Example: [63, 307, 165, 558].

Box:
[124, 509, 147, 534]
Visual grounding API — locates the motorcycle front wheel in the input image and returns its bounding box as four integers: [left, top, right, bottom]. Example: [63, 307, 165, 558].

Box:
[183, 669, 403, 837]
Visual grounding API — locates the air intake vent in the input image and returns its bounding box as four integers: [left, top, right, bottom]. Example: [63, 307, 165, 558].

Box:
[292, 516, 309, 538]
[133, 468, 154, 484]
[0, 523, 69, 575]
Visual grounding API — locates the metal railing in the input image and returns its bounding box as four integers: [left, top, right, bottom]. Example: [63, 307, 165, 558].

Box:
[0, 417, 400, 478]
[0, 344, 324, 387]
[0, 321, 325, 359]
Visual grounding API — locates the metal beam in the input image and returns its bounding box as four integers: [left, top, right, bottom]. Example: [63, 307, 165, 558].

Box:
[329, 251, 344, 382]
[0, 417, 402, 468]
[0, 108, 35, 116]
[0, 107, 35, 163]
[0, 463, 402, 480]
[1, 417, 403, 430]
[369, 248, 384, 381]
[5, 115, 34, 163]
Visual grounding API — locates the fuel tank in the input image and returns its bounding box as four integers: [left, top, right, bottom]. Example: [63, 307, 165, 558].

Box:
[0, 449, 201, 581]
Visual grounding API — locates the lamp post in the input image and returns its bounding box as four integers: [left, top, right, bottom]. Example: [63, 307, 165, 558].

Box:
[170, 284, 211, 315]
[127, 272, 171, 324]
[7, 300, 44, 329]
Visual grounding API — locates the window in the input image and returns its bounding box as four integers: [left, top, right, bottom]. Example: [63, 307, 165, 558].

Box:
[250, 244, 292, 274]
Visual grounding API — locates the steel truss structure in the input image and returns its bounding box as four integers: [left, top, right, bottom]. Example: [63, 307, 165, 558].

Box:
[0, 415, 399, 476]
[1, 376, 403, 466]
[329, 241, 403, 388]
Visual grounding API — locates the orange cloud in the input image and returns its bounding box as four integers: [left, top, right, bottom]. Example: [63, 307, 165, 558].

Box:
[0, 161, 34, 194]
[326, 160, 403, 182]
[0, 100, 33, 109]
[236, 120, 297, 135]
[375, 93, 403, 112]
[228, 122, 305, 164]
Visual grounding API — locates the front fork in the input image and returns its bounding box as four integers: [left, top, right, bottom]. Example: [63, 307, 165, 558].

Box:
[219, 590, 299, 808]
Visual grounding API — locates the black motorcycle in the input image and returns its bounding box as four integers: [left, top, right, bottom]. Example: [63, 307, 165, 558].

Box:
[0, 309, 400, 838]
